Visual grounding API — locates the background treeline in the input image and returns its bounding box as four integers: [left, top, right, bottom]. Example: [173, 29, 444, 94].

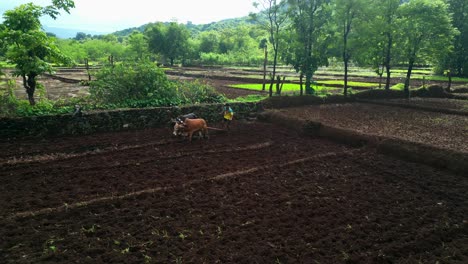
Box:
[1, 0, 467, 114]
[56, 19, 265, 67]
[50, 0, 466, 80]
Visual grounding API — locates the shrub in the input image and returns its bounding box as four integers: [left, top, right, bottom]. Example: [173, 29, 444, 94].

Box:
[175, 79, 226, 105]
[0, 84, 17, 117]
[89, 60, 179, 106]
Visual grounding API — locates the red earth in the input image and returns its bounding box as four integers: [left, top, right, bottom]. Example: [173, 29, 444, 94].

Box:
[0, 119, 467, 263]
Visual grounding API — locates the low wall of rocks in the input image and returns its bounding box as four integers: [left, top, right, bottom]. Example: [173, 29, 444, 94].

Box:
[0, 102, 261, 139]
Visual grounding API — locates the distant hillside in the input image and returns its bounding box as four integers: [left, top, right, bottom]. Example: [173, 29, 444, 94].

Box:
[112, 16, 256, 37]
[43, 25, 109, 39]
[43, 15, 257, 39]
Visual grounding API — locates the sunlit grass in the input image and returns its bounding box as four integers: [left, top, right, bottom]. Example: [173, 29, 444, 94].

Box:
[319, 80, 378, 87]
[391, 69, 432, 74]
[230, 94, 267, 102]
[230, 83, 313, 92]
[411, 75, 468, 82]
[229, 83, 339, 96]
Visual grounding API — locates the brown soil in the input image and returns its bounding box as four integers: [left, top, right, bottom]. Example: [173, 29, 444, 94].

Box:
[275, 102, 468, 154]
[1, 120, 467, 263]
[385, 98, 468, 112]
[4, 66, 465, 101]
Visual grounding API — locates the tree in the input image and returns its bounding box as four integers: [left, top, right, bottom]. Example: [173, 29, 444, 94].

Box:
[332, 0, 369, 96]
[127, 31, 149, 61]
[252, 0, 289, 97]
[198, 31, 220, 53]
[0, 1, 75, 105]
[145, 22, 191, 66]
[351, 1, 387, 89]
[90, 60, 178, 105]
[165, 22, 190, 66]
[146, 22, 168, 64]
[259, 38, 268, 91]
[441, 0, 468, 77]
[287, 0, 331, 95]
[376, 0, 401, 90]
[74, 32, 88, 41]
[396, 0, 457, 96]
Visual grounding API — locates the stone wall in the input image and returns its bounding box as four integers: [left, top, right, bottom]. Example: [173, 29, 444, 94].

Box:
[0, 102, 261, 139]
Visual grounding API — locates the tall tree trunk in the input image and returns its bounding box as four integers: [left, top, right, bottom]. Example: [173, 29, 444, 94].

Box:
[384, 33, 392, 90]
[404, 57, 415, 98]
[262, 48, 268, 91]
[343, 17, 352, 97]
[304, 38, 314, 95]
[23, 74, 37, 106]
[269, 41, 279, 97]
[378, 65, 384, 89]
[300, 74, 303, 96]
[447, 70, 452, 92]
[85, 58, 91, 81]
[344, 58, 348, 96]
[305, 72, 313, 95]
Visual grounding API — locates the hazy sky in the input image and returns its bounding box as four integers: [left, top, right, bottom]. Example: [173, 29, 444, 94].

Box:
[0, 0, 258, 33]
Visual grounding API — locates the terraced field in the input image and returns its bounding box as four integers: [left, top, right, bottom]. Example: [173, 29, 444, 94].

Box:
[1, 120, 466, 263]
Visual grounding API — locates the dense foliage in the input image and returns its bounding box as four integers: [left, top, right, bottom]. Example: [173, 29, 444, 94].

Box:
[90, 61, 225, 108]
[1, 0, 467, 116]
[0, 2, 74, 105]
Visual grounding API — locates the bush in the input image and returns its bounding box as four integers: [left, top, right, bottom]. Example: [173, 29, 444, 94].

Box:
[90, 60, 180, 106]
[0, 86, 17, 117]
[175, 79, 226, 105]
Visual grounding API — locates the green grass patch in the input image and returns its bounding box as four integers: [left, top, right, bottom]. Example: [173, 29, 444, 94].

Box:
[315, 70, 379, 77]
[391, 69, 432, 74]
[318, 80, 378, 87]
[229, 83, 338, 96]
[230, 94, 267, 103]
[230, 83, 318, 92]
[389, 83, 405, 90]
[411, 75, 468, 82]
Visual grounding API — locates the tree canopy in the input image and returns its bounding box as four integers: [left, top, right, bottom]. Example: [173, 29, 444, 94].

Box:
[0, 1, 75, 105]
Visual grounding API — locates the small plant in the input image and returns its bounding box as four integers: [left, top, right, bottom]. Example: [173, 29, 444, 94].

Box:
[42, 238, 62, 255]
[162, 229, 169, 239]
[341, 250, 350, 261]
[81, 224, 99, 234]
[174, 256, 183, 264]
[144, 254, 152, 263]
[178, 232, 187, 240]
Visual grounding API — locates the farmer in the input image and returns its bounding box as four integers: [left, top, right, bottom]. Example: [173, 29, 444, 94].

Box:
[221, 103, 234, 130]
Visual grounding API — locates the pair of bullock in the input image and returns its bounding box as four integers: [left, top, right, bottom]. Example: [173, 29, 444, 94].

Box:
[172, 113, 209, 142]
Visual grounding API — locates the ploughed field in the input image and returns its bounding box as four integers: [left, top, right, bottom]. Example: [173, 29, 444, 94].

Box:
[5, 66, 465, 101]
[0, 120, 467, 263]
[275, 101, 468, 154]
